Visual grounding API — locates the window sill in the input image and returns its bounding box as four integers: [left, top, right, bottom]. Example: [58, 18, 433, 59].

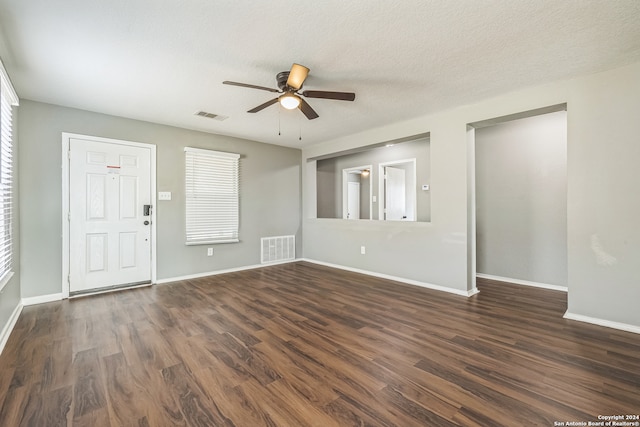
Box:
[185, 239, 240, 246]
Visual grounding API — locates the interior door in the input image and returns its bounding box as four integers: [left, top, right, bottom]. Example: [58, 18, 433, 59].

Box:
[347, 181, 360, 219]
[69, 137, 152, 293]
[385, 166, 406, 220]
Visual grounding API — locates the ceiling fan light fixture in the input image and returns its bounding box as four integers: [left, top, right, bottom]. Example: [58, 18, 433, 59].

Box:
[287, 63, 310, 90]
[280, 93, 301, 110]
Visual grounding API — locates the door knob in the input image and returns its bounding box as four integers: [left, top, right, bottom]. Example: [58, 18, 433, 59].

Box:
[144, 220, 150, 225]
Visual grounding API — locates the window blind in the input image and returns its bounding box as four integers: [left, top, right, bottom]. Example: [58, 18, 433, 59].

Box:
[0, 59, 18, 288]
[185, 147, 240, 245]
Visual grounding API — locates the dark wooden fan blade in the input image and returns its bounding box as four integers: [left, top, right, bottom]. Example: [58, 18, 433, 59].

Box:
[248, 98, 279, 113]
[286, 64, 309, 90]
[298, 98, 319, 120]
[302, 90, 355, 101]
[223, 81, 280, 93]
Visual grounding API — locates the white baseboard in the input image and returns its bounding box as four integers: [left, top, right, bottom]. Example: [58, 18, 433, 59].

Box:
[156, 259, 300, 285]
[476, 273, 568, 292]
[564, 311, 640, 335]
[22, 293, 64, 306]
[301, 258, 477, 297]
[0, 302, 23, 355]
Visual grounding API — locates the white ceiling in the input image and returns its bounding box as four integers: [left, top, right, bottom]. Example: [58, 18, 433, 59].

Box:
[1, 1, 639, 148]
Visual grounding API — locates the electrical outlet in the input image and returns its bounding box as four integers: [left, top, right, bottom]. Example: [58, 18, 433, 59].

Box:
[360, 246, 366, 255]
[207, 248, 213, 256]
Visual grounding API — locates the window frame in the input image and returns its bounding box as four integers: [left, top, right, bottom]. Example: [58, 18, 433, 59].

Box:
[184, 147, 240, 245]
[0, 59, 18, 292]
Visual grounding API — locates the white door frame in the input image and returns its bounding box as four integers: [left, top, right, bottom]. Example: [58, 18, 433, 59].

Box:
[61, 132, 157, 298]
[378, 158, 417, 221]
[342, 165, 372, 220]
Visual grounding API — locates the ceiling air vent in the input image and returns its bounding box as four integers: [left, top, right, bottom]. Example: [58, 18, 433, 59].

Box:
[194, 111, 228, 121]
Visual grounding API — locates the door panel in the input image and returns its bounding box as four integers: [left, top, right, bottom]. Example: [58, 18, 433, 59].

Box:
[347, 182, 360, 220]
[87, 233, 108, 272]
[385, 166, 406, 220]
[87, 174, 106, 219]
[119, 176, 138, 219]
[69, 138, 151, 293]
[119, 232, 137, 268]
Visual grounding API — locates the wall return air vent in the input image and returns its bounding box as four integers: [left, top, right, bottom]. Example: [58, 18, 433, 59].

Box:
[261, 235, 295, 264]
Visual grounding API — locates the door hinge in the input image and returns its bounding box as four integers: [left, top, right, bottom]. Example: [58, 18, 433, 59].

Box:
[68, 150, 71, 160]
[67, 274, 70, 284]
[68, 212, 71, 221]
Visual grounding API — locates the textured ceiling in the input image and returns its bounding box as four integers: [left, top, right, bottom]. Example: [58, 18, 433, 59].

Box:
[1, 1, 639, 148]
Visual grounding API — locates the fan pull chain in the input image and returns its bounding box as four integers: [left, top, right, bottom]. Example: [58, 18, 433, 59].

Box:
[299, 114, 302, 141]
[278, 105, 281, 136]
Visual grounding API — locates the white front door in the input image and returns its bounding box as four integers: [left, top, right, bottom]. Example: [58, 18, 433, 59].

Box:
[347, 182, 361, 220]
[385, 166, 406, 220]
[69, 137, 152, 293]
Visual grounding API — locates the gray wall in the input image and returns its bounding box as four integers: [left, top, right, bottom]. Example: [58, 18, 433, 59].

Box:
[18, 100, 302, 298]
[475, 111, 567, 286]
[316, 138, 431, 221]
[303, 61, 640, 328]
[567, 63, 640, 325]
[316, 159, 337, 218]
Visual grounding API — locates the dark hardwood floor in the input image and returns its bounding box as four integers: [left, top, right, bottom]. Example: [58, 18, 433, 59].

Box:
[0, 261, 638, 426]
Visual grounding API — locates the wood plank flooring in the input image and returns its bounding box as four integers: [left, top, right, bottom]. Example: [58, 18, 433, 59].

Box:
[0, 261, 638, 426]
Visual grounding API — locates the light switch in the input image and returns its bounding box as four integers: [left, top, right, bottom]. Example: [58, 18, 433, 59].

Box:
[158, 191, 172, 201]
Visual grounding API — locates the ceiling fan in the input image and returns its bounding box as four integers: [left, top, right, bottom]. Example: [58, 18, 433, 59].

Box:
[223, 63, 355, 120]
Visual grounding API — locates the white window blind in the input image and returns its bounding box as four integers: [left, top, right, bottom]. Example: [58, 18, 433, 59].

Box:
[185, 147, 240, 245]
[0, 59, 18, 288]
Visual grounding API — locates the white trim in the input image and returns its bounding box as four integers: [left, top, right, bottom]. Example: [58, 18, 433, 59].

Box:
[22, 293, 64, 306]
[155, 259, 299, 284]
[476, 273, 568, 292]
[61, 133, 157, 298]
[564, 311, 640, 335]
[0, 301, 22, 355]
[302, 258, 477, 297]
[466, 126, 477, 292]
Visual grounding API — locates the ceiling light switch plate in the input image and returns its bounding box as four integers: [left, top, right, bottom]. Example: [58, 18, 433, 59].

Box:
[158, 191, 172, 201]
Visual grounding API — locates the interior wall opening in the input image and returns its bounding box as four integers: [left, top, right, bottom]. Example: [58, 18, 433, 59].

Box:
[469, 105, 568, 292]
[315, 135, 431, 222]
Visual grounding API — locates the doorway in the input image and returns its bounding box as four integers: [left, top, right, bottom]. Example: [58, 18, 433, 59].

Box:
[468, 105, 568, 293]
[342, 165, 372, 220]
[378, 159, 416, 221]
[62, 133, 157, 297]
